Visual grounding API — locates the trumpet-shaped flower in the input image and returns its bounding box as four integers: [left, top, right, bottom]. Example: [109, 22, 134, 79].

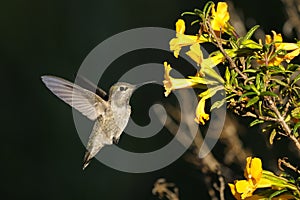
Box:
[211, 2, 230, 33]
[195, 97, 210, 125]
[228, 157, 272, 199]
[163, 62, 197, 97]
[257, 31, 300, 66]
[170, 19, 209, 58]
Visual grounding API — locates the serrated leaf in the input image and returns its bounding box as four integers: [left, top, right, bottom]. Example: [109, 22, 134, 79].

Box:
[210, 99, 226, 111]
[246, 96, 259, 107]
[269, 129, 277, 145]
[249, 119, 264, 127]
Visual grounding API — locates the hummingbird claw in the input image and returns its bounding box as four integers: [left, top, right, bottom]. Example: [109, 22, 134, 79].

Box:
[113, 137, 119, 144]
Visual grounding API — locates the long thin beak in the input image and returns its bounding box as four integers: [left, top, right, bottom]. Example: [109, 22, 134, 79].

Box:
[135, 80, 156, 88]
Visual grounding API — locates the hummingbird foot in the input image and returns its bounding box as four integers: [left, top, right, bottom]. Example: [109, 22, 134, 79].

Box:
[113, 137, 120, 144]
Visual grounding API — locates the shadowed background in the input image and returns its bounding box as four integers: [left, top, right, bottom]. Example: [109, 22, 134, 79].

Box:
[0, 0, 291, 199]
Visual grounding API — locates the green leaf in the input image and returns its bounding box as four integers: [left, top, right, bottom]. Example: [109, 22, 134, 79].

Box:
[210, 99, 226, 111]
[250, 84, 260, 94]
[230, 69, 238, 85]
[271, 79, 289, 87]
[240, 39, 262, 50]
[239, 91, 257, 101]
[292, 72, 300, 85]
[260, 91, 278, 97]
[291, 107, 300, 119]
[246, 96, 259, 107]
[242, 84, 251, 90]
[293, 122, 300, 136]
[200, 63, 225, 83]
[225, 93, 237, 100]
[256, 74, 261, 90]
[229, 38, 238, 49]
[243, 25, 260, 41]
[199, 85, 224, 98]
[188, 76, 219, 85]
[249, 119, 264, 127]
[242, 69, 257, 73]
[225, 67, 230, 84]
[268, 189, 287, 199]
[269, 129, 277, 145]
[259, 100, 263, 115]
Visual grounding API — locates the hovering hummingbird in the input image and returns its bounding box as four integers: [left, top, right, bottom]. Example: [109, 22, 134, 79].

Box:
[41, 75, 152, 170]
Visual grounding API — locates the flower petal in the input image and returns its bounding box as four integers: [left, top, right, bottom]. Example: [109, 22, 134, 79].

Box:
[211, 2, 230, 32]
[163, 62, 197, 97]
[195, 97, 210, 124]
[235, 180, 254, 199]
[186, 43, 203, 65]
[176, 19, 185, 34]
[244, 157, 262, 185]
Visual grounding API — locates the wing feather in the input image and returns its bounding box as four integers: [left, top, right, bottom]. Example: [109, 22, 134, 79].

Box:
[41, 75, 108, 120]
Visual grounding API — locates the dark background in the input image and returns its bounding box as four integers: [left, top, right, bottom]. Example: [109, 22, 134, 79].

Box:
[1, 0, 289, 199]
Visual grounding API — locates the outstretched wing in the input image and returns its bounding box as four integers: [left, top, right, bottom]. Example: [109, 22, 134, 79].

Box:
[41, 75, 109, 120]
[76, 75, 109, 101]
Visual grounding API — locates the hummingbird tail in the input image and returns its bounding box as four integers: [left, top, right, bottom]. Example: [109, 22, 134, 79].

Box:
[82, 151, 92, 170]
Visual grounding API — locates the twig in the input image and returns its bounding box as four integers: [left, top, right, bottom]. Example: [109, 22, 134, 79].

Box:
[152, 179, 179, 200]
[242, 111, 278, 122]
[278, 157, 300, 175]
[206, 20, 248, 80]
[213, 169, 225, 200]
[266, 97, 300, 150]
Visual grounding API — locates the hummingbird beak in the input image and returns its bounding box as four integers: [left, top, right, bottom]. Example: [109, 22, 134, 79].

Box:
[134, 80, 156, 89]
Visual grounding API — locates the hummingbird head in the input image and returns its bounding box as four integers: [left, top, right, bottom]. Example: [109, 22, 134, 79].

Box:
[109, 82, 137, 106]
[109, 81, 155, 106]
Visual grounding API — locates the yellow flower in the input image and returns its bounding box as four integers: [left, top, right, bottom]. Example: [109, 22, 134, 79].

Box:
[170, 19, 209, 58]
[211, 2, 230, 33]
[163, 62, 197, 97]
[229, 157, 272, 199]
[257, 31, 300, 66]
[195, 97, 210, 125]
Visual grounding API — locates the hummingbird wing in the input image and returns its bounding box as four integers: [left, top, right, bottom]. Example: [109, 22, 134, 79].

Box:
[41, 75, 109, 120]
[76, 75, 109, 101]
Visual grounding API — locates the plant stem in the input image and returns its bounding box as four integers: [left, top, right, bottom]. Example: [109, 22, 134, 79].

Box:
[267, 97, 300, 150]
[207, 21, 248, 80]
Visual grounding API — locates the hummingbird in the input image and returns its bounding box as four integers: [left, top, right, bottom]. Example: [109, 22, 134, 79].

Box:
[41, 75, 152, 170]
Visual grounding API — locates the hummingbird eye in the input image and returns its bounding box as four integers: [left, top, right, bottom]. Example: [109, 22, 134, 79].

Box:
[119, 86, 127, 91]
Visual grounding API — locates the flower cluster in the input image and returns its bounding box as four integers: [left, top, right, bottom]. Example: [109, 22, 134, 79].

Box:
[163, 1, 300, 199]
[229, 157, 300, 199]
[163, 2, 232, 124]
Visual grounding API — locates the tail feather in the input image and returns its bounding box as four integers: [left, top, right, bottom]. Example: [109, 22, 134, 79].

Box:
[82, 151, 92, 170]
[82, 143, 104, 170]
